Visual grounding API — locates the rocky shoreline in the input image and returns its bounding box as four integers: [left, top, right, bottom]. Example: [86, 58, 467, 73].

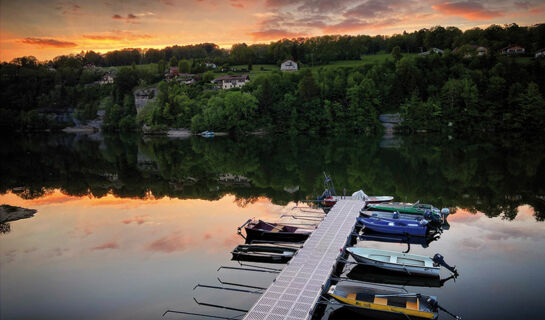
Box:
[0, 204, 37, 224]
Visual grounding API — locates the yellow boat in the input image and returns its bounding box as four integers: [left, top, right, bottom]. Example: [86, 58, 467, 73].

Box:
[328, 281, 438, 319]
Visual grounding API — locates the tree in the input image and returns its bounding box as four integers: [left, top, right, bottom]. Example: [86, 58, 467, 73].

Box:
[169, 56, 178, 67]
[391, 46, 402, 61]
[347, 79, 381, 132]
[178, 59, 191, 73]
[297, 69, 320, 102]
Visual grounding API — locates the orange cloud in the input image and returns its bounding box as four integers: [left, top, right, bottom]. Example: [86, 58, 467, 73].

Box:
[20, 38, 78, 48]
[432, 1, 503, 20]
[91, 241, 119, 250]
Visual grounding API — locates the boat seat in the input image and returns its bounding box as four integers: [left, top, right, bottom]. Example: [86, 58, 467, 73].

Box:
[270, 226, 283, 232]
[374, 297, 388, 305]
[406, 299, 419, 310]
[347, 293, 356, 300]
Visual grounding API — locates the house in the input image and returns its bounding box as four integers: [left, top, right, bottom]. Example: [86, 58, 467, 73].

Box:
[476, 46, 488, 56]
[420, 48, 444, 56]
[176, 73, 200, 85]
[205, 62, 217, 69]
[212, 74, 250, 89]
[501, 45, 525, 55]
[280, 60, 298, 71]
[99, 72, 115, 85]
[535, 48, 545, 58]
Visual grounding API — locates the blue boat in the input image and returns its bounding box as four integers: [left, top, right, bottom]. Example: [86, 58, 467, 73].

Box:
[357, 216, 428, 236]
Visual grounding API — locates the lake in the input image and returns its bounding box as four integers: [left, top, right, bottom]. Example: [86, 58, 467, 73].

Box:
[1, 132, 544, 320]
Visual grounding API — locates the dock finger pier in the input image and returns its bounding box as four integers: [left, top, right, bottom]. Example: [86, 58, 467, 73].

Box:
[243, 199, 362, 320]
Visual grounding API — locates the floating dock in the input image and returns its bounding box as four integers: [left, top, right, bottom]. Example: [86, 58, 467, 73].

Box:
[243, 199, 363, 320]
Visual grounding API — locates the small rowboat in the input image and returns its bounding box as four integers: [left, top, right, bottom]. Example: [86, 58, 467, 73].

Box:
[367, 202, 449, 219]
[358, 216, 428, 236]
[238, 219, 314, 242]
[328, 281, 438, 319]
[323, 195, 394, 207]
[346, 247, 440, 277]
[347, 265, 455, 288]
[231, 244, 298, 263]
[361, 210, 442, 225]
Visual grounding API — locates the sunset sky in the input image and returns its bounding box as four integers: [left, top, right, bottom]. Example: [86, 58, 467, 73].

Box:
[1, 0, 544, 61]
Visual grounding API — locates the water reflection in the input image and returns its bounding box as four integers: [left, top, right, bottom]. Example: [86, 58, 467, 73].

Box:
[1, 133, 544, 319]
[1, 133, 543, 220]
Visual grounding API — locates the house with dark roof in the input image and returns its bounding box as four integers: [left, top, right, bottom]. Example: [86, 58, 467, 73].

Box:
[212, 74, 250, 89]
[501, 45, 525, 55]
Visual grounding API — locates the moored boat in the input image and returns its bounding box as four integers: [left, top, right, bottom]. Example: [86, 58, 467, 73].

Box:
[328, 281, 439, 319]
[231, 244, 298, 263]
[361, 210, 442, 225]
[358, 216, 428, 236]
[238, 219, 314, 242]
[346, 247, 440, 277]
[347, 265, 455, 288]
[366, 202, 449, 219]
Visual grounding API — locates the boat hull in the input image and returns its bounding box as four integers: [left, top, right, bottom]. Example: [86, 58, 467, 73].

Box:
[347, 248, 439, 277]
[244, 227, 310, 243]
[358, 217, 428, 236]
[347, 265, 445, 287]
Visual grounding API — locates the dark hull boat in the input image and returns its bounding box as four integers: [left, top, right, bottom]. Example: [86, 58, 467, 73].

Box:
[231, 244, 298, 263]
[358, 216, 428, 236]
[347, 265, 451, 288]
[239, 219, 314, 242]
[359, 232, 440, 249]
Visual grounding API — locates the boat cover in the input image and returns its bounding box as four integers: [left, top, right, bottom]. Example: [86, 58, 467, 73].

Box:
[352, 190, 369, 200]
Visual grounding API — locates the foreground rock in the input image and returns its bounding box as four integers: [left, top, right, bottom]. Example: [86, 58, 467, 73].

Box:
[0, 204, 37, 223]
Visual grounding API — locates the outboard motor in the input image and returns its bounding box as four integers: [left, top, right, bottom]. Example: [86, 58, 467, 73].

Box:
[432, 253, 458, 275]
[441, 208, 450, 218]
[424, 210, 442, 224]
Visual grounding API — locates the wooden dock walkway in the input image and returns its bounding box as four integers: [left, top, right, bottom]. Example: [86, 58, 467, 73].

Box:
[243, 199, 363, 320]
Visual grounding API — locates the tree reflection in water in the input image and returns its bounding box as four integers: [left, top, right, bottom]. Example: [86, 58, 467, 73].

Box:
[1, 132, 543, 220]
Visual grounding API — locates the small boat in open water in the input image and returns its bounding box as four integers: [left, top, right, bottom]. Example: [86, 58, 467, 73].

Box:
[231, 244, 298, 263]
[238, 219, 314, 242]
[328, 281, 439, 319]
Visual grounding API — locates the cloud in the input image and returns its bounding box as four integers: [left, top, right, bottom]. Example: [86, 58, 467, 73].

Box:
[432, 1, 503, 20]
[112, 13, 140, 23]
[145, 233, 194, 253]
[157, 0, 174, 5]
[249, 29, 307, 40]
[343, 0, 403, 19]
[21, 38, 78, 48]
[322, 18, 399, 34]
[121, 215, 149, 225]
[91, 241, 119, 250]
[82, 32, 154, 42]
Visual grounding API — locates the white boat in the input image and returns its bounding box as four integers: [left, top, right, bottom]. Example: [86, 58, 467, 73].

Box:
[346, 247, 440, 277]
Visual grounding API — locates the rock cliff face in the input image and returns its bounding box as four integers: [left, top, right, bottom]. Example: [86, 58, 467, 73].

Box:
[134, 88, 158, 114]
[0, 205, 37, 223]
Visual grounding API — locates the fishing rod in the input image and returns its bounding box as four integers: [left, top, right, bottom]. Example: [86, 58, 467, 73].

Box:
[280, 214, 324, 221]
[162, 310, 245, 319]
[329, 277, 409, 293]
[236, 261, 284, 271]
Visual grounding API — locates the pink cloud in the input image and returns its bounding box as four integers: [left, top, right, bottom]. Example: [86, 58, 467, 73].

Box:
[145, 234, 194, 253]
[122, 215, 149, 225]
[432, 1, 503, 20]
[21, 37, 77, 48]
[92, 241, 119, 250]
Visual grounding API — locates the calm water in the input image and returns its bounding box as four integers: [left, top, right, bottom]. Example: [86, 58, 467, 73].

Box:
[1, 133, 544, 320]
